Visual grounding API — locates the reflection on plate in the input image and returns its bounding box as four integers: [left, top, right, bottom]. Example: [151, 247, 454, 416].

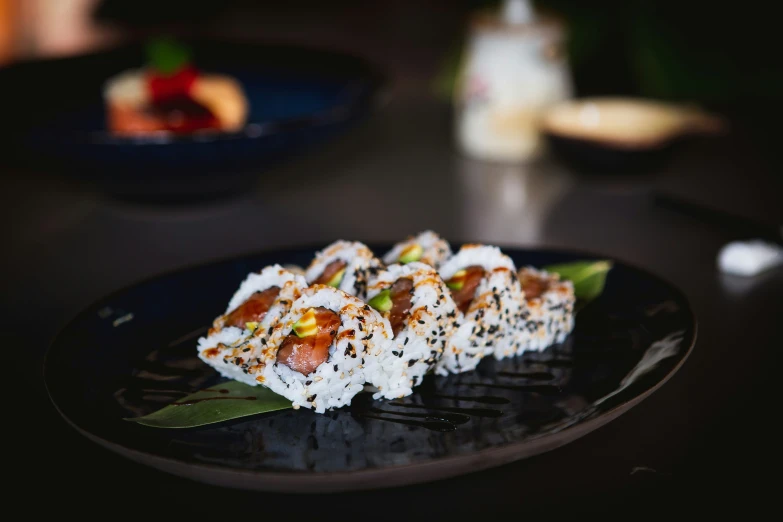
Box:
[44, 245, 695, 492]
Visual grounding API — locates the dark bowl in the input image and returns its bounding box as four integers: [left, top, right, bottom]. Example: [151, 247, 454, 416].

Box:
[541, 97, 722, 174]
[544, 132, 676, 174]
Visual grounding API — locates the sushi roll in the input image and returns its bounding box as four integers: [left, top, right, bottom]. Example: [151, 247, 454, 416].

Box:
[383, 230, 452, 269]
[436, 244, 525, 374]
[246, 285, 393, 413]
[305, 240, 383, 299]
[196, 265, 306, 384]
[365, 262, 460, 399]
[516, 267, 576, 352]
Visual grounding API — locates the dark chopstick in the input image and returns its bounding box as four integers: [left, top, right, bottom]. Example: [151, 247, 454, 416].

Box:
[653, 192, 783, 245]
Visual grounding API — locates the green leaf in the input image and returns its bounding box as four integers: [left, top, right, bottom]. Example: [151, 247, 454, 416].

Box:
[145, 37, 191, 76]
[544, 260, 613, 304]
[125, 380, 291, 428]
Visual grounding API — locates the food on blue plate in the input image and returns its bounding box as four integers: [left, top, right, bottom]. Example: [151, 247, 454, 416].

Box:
[365, 262, 459, 399]
[104, 39, 248, 136]
[196, 234, 577, 413]
[383, 230, 452, 269]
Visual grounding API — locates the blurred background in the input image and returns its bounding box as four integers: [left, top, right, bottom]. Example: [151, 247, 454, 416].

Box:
[2, 0, 781, 102]
[1, 0, 780, 243]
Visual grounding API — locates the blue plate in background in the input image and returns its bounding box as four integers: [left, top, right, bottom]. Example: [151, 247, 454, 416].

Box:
[2, 40, 384, 200]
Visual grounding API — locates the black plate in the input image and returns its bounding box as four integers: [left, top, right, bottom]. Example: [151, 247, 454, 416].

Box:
[44, 245, 696, 492]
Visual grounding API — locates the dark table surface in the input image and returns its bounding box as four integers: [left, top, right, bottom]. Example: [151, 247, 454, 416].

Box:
[6, 99, 781, 517]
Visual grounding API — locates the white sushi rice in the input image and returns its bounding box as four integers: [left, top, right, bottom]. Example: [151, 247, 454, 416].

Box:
[247, 285, 393, 413]
[305, 241, 383, 299]
[436, 244, 526, 374]
[515, 267, 576, 352]
[382, 230, 453, 269]
[365, 262, 459, 399]
[196, 265, 306, 384]
[220, 265, 306, 328]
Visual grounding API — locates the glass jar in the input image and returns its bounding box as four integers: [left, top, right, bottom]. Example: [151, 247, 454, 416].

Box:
[455, 10, 573, 163]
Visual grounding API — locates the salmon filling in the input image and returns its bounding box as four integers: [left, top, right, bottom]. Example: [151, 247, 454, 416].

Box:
[313, 260, 348, 286]
[521, 274, 550, 300]
[446, 265, 485, 314]
[223, 286, 281, 328]
[277, 307, 340, 375]
[388, 278, 413, 336]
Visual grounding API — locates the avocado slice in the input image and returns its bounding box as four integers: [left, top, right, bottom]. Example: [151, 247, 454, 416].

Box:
[326, 268, 346, 288]
[398, 244, 423, 264]
[245, 321, 259, 332]
[446, 269, 467, 291]
[292, 308, 318, 338]
[368, 289, 393, 313]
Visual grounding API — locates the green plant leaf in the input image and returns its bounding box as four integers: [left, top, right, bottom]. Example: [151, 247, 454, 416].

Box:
[544, 260, 613, 304]
[145, 37, 191, 76]
[125, 380, 291, 428]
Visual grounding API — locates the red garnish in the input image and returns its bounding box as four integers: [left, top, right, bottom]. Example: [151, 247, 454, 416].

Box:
[147, 65, 198, 104]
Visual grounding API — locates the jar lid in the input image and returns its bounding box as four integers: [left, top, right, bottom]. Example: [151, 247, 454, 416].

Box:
[469, 2, 565, 38]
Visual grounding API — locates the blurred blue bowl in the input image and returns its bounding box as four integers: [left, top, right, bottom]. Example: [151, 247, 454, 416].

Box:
[1, 39, 384, 200]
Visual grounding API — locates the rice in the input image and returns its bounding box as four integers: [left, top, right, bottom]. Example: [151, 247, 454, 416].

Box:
[305, 241, 383, 299]
[382, 230, 452, 269]
[515, 267, 576, 353]
[365, 262, 459, 399]
[197, 265, 306, 385]
[436, 244, 526, 374]
[246, 285, 393, 413]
